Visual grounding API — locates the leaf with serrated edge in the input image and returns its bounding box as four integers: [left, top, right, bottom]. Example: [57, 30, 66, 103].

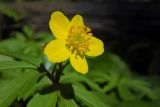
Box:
[0, 71, 41, 107]
[73, 85, 109, 107]
[0, 61, 36, 70]
[58, 95, 78, 107]
[27, 92, 58, 107]
[0, 50, 41, 66]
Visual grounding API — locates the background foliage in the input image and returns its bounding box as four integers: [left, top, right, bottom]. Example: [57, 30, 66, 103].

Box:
[0, 2, 160, 107]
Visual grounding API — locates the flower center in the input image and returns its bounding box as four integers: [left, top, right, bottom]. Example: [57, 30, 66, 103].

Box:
[66, 26, 92, 58]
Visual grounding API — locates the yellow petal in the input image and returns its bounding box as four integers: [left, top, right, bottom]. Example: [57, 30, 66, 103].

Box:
[70, 54, 88, 74]
[49, 11, 70, 40]
[86, 37, 104, 56]
[71, 14, 84, 26]
[44, 39, 70, 63]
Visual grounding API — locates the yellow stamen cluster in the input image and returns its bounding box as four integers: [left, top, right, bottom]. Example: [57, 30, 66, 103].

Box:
[66, 26, 92, 58]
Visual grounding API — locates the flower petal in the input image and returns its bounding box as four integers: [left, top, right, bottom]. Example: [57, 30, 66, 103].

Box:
[70, 54, 88, 74]
[49, 11, 70, 40]
[86, 37, 104, 57]
[44, 39, 70, 63]
[71, 14, 84, 26]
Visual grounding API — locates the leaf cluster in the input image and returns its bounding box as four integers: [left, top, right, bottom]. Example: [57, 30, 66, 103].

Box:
[0, 26, 160, 107]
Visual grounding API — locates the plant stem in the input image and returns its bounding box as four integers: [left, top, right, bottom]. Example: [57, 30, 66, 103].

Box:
[53, 61, 69, 84]
[54, 63, 63, 83]
[51, 63, 57, 80]
[38, 64, 52, 80]
[39, 61, 69, 84]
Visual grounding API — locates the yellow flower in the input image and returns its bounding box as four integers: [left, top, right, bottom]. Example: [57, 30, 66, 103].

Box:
[44, 11, 104, 74]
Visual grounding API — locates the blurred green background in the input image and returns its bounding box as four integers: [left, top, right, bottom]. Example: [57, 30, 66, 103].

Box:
[0, 0, 160, 107]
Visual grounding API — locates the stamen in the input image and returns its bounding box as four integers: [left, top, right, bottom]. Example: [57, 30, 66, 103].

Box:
[66, 26, 92, 58]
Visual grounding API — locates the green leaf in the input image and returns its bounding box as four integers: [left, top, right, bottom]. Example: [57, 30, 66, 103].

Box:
[117, 77, 156, 101]
[118, 78, 136, 101]
[0, 38, 26, 52]
[15, 32, 26, 41]
[86, 72, 110, 83]
[93, 91, 119, 106]
[17, 70, 44, 100]
[0, 80, 18, 107]
[87, 52, 130, 76]
[21, 76, 52, 101]
[0, 4, 20, 21]
[27, 92, 58, 107]
[85, 52, 131, 92]
[58, 95, 78, 107]
[115, 100, 153, 107]
[0, 69, 23, 80]
[0, 61, 36, 70]
[22, 26, 34, 38]
[0, 71, 42, 107]
[35, 32, 53, 43]
[73, 85, 109, 107]
[61, 72, 103, 92]
[105, 92, 120, 106]
[103, 71, 119, 92]
[0, 50, 41, 66]
[0, 55, 14, 61]
[126, 79, 156, 100]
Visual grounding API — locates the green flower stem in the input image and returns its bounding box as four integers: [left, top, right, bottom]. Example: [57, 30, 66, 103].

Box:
[51, 63, 57, 80]
[40, 62, 69, 84]
[53, 63, 63, 83]
[53, 61, 69, 84]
